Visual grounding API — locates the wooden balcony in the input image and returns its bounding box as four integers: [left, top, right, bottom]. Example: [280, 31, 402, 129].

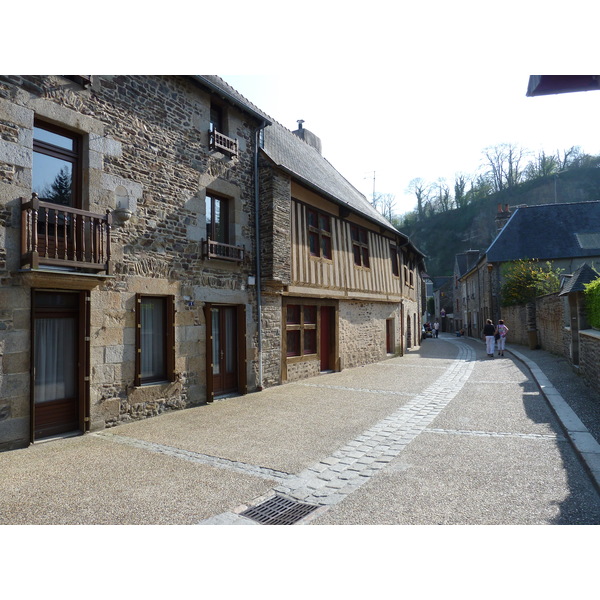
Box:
[209, 129, 239, 157]
[201, 238, 244, 263]
[21, 194, 112, 274]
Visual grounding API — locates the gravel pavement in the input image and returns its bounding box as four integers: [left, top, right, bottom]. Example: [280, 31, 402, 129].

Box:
[1, 332, 599, 526]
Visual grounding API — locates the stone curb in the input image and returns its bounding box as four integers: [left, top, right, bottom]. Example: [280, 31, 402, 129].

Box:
[508, 347, 600, 493]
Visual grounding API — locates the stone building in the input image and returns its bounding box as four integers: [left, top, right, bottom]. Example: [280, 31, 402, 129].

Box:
[0, 75, 268, 450]
[0, 75, 426, 452]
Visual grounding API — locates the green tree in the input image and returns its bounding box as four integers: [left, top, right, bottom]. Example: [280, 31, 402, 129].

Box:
[500, 259, 563, 307]
[584, 277, 600, 329]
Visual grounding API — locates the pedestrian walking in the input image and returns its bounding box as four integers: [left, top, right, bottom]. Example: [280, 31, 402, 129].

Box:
[495, 319, 509, 356]
[482, 319, 496, 357]
[433, 320, 440, 338]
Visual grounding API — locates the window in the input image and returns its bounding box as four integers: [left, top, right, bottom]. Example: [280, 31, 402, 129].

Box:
[307, 208, 332, 259]
[210, 103, 224, 134]
[135, 295, 175, 385]
[206, 194, 229, 244]
[285, 303, 318, 358]
[33, 121, 81, 208]
[390, 245, 399, 277]
[351, 225, 370, 267]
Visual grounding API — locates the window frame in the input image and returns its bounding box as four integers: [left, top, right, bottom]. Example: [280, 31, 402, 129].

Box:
[135, 294, 176, 386]
[285, 302, 318, 359]
[390, 244, 399, 277]
[33, 119, 82, 209]
[205, 192, 230, 245]
[307, 208, 333, 260]
[350, 224, 370, 268]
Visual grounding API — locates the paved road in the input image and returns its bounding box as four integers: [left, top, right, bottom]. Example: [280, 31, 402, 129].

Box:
[1, 333, 599, 525]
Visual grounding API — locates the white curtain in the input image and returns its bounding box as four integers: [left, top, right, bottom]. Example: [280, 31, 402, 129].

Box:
[141, 298, 165, 379]
[34, 317, 76, 403]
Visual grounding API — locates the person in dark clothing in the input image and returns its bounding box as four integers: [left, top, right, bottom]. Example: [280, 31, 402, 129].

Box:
[482, 319, 496, 357]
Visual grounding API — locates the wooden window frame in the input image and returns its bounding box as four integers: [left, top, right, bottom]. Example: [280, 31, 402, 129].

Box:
[205, 193, 230, 245]
[284, 302, 318, 360]
[135, 294, 176, 386]
[350, 224, 370, 268]
[307, 208, 332, 260]
[390, 244, 399, 277]
[33, 119, 82, 209]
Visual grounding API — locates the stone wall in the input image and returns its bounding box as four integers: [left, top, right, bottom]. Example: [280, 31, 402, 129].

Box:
[0, 75, 260, 449]
[580, 331, 600, 394]
[339, 300, 404, 369]
[501, 293, 600, 395]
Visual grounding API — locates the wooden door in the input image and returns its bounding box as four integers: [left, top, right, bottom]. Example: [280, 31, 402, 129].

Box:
[386, 318, 394, 354]
[211, 305, 238, 396]
[320, 306, 334, 371]
[32, 291, 85, 440]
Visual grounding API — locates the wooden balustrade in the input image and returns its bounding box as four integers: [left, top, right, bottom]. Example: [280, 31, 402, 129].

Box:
[201, 237, 244, 262]
[209, 129, 239, 157]
[21, 194, 112, 273]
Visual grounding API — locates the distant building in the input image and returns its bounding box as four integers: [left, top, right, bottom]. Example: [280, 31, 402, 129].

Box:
[459, 201, 600, 331]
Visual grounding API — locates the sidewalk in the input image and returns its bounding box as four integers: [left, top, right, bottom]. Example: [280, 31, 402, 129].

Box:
[464, 333, 600, 491]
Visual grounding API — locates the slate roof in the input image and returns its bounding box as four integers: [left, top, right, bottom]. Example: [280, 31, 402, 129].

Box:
[195, 76, 424, 255]
[559, 263, 600, 296]
[486, 201, 600, 263]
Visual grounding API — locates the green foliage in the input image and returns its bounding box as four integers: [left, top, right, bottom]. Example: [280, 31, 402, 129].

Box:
[500, 259, 563, 306]
[584, 278, 600, 328]
[426, 297, 435, 315]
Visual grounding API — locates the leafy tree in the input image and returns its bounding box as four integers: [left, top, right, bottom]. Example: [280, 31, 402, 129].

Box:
[454, 174, 468, 209]
[500, 259, 563, 306]
[584, 277, 600, 329]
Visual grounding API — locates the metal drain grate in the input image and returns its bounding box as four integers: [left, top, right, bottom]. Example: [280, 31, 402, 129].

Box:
[240, 495, 319, 525]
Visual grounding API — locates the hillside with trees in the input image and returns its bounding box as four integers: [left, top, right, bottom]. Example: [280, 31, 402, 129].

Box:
[386, 144, 600, 276]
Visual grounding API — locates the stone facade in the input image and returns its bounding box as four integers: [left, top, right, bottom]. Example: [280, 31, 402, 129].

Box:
[501, 293, 600, 395]
[0, 75, 263, 450]
[0, 74, 427, 452]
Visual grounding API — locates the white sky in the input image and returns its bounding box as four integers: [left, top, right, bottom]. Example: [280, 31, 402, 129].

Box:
[221, 72, 600, 215]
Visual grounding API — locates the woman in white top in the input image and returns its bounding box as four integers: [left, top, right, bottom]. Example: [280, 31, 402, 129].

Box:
[496, 319, 509, 356]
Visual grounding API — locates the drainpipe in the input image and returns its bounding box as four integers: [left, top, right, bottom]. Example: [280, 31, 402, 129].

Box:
[254, 121, 268, 391]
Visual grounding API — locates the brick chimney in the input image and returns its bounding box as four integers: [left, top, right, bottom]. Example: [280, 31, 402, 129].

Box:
[495, 203, 511, 232]
[292, 120, 322, 154]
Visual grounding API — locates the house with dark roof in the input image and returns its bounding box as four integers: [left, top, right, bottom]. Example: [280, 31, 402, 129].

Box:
[458, 201, 600, 332]
[486, 201, 600, 273]
[203, 76, 427, 385]
[257, 118, 426, 384]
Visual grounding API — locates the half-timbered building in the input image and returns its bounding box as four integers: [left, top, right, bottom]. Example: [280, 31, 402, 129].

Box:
[256, 117, 426, 385]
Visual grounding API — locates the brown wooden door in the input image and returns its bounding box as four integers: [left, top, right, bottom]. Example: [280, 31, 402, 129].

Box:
[386, 318, 394, 354]
[320, 306, 334, 371]
[211, 306, 238, 396]
[32, 291, 85, 440]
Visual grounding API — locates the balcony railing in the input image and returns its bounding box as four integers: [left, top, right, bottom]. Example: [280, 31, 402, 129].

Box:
[201, 238, 244, 263]
[209, 129, 239, 157]
[21, 194, 112, 273]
